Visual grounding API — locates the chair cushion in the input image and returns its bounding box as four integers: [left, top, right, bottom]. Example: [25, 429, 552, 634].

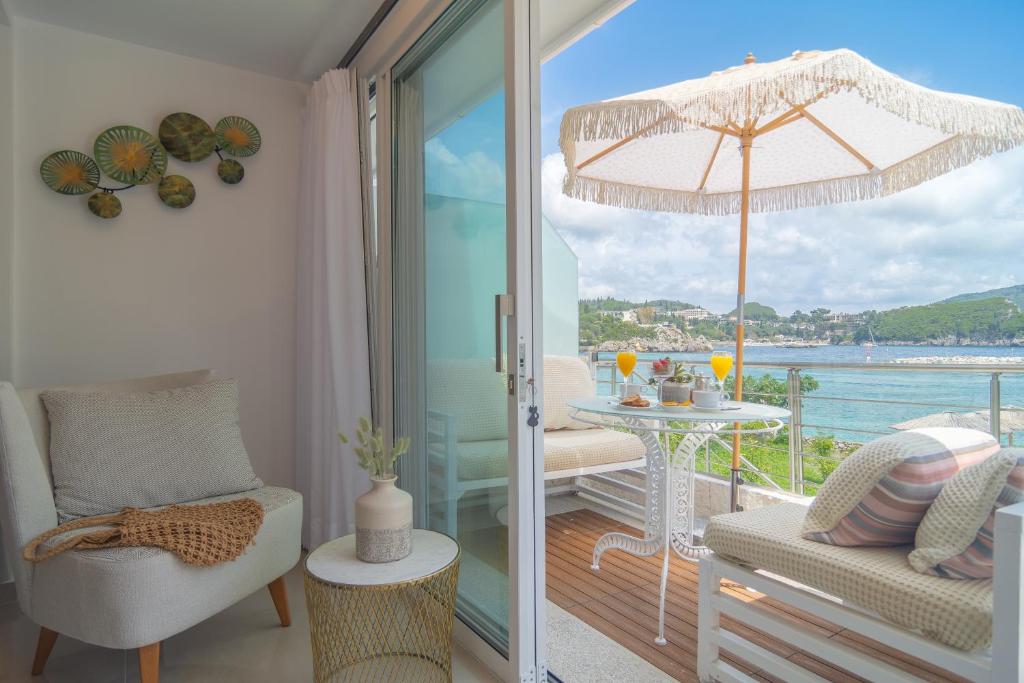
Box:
[801, 428, 998, 546]
[543, 356, 595, 431]
[455, 429, 645, 481]
[543, 429, 645, 473]
[42, 379, 262, 520]
[427, 359, 507, 442]
[704, 503, 993, 651]
[16, 369, 215, 472]
[910, 448, 1024, 579]
[29, 486, 301, 650]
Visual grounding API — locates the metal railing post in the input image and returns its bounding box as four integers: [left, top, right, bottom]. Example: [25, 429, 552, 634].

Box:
[991, 372, 1002, 443]
[787, 368, 805, 494]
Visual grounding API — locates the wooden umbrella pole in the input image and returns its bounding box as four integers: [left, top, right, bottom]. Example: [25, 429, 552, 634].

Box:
[731, 131, 753, 512]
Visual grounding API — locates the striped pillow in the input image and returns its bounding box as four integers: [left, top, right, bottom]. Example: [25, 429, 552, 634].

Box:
[802, 428, 999, 546]
[910, 448, 1024, 578]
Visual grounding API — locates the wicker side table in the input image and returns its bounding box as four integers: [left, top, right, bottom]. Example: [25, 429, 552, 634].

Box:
[304, 529, 460, 682]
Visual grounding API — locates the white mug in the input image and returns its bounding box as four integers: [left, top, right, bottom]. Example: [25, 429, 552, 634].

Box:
[692, 389, 721, 409]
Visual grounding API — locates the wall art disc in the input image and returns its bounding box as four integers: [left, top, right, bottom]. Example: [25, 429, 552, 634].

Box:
[217, 158, 244, 184]
[159, 113, 216, 162]
[40, 150, 100, 195]
[214, 116, 261, 157]
[88, 192, 122, 219]
[157, 175, 196, 208]
[93, 125, 167, 185]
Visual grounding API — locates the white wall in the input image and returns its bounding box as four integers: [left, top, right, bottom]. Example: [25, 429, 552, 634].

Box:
[0, 16, 14, 586]
[0, 20, 13, 383]
[10, 19, 308, 488]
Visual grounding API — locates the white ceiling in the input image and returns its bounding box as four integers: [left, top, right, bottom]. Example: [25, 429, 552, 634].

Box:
[1, 0, 386, 82]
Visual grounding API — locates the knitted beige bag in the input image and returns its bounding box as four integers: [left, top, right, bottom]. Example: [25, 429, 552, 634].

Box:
[24, 499, 264, 567]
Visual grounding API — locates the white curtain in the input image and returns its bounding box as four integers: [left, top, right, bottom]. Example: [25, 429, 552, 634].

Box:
[296, 69, 371, 549]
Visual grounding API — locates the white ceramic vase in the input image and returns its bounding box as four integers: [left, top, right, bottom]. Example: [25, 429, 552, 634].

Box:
[355, 476, 413, 563]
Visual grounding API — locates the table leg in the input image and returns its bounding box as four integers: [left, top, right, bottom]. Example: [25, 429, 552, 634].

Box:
[656, 433, 672, 646]
[592, 421, 666, 570]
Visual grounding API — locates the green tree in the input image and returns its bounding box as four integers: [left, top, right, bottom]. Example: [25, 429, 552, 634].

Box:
[723, 373, 819, 409]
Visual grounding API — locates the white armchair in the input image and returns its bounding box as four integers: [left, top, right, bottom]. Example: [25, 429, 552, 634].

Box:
[0, 370, 302, 683]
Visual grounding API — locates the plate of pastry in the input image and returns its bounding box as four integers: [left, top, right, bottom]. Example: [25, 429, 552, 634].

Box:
[618, 394, 651, 409]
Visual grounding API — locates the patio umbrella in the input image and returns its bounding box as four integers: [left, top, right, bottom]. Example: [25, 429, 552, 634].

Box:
[559, 48, 1024, 509]
[893, 406, 1024, 445]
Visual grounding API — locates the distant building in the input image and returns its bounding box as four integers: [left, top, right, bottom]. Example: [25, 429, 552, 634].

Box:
[672, 307, 716, 322]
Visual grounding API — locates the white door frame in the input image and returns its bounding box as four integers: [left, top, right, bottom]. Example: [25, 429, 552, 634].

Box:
[349, 1, 545, 680]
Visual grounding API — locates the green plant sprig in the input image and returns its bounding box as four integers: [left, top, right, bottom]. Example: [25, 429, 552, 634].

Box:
[338, 417, 411, 480]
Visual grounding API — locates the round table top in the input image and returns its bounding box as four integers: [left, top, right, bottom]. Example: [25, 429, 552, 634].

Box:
[568, 396, 790, 423]
[305, 529, 458, 586]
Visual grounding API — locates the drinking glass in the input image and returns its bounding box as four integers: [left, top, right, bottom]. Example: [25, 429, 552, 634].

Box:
[710, 351, 734, 405]
[616, 351, 638, 386]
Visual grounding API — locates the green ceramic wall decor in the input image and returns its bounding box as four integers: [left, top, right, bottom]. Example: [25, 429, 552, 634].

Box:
[40, 150, 100, 195]
[215, 116, 261, 157]
[94, 125, 167, 185]
[159, 113, 217, 163]
[40, 112, 260, 218]
[88, 192, 122, 219]
[157, 175, 196, 208]
[217, 159, 244, 185]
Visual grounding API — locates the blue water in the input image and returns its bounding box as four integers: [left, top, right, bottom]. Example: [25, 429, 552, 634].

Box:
[596, 345, 1024, 443]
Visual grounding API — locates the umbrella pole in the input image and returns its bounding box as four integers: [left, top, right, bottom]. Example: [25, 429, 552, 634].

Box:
[731, 132, 753, 512]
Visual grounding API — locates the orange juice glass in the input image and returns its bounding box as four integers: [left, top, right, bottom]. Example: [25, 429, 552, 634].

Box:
[616, 351, 638, 382]
[710, 352, 733, 383]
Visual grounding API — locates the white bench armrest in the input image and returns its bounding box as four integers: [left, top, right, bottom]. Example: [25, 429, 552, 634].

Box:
[993, 500, 1024, 682]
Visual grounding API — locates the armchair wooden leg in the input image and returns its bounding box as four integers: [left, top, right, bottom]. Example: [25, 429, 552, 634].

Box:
[138, 642, 160, 683]
[31, 627, 59, 675]
[267, 575, 291, 627]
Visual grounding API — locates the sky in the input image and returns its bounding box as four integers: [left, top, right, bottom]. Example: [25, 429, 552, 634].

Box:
[538, 0, 1024, 314]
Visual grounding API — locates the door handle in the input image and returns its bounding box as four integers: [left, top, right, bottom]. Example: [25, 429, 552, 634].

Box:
[495, 294, 513, 372]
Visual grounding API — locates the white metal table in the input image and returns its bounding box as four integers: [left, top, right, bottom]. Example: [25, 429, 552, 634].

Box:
[567, 396, 789, 646]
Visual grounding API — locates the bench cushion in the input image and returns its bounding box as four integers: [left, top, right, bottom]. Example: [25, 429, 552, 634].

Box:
[802, 428, 998, 546]
[543, 356, 596, 431]
[911, 448, 1024, 578]
[455, 428, 645, 481]
[704, 502, 993, 651]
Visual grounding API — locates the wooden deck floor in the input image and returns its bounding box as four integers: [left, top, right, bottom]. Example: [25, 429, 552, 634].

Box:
[545, 508, 968, 683]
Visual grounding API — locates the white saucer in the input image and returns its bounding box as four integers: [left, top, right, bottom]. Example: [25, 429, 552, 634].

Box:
[691, 405, 720, 412]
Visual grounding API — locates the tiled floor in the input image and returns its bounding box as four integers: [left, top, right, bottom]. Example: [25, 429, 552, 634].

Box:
[0, 565, 499, 682]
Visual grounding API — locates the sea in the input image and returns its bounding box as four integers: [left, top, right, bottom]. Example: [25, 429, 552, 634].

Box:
[594, 345, 1024, 443]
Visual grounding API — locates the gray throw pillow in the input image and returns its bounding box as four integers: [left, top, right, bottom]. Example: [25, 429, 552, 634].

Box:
[42, 379, 263, 521]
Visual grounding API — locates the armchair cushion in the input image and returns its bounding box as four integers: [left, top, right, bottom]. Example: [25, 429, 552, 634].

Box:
[42, 379, 262, 520]
[29, 486, 301, 649]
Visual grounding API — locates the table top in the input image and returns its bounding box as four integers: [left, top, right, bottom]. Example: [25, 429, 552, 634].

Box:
[568, 396, 790, 423]
[305, 529, 459, 586]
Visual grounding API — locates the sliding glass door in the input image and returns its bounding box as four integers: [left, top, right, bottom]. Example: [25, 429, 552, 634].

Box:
[392, 0, 514, 650]
[355, 0, 543, 677]
[387, 1, 544, 675]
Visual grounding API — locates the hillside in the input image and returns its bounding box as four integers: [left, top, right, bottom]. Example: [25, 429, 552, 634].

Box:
[941, 284, 1024, 309]
[727, 302, 778, 320]
[867, 297, 1024, 343]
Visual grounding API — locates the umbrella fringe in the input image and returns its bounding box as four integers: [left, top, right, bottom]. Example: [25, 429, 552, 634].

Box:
[560, 50, 1024, 147]
[562, 133, 1021, 216]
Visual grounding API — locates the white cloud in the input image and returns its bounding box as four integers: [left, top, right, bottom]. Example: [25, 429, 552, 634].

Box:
[541, 148, 1024, 314]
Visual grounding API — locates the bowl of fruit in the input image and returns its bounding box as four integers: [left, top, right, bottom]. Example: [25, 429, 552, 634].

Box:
[651, 357, 672, 376]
